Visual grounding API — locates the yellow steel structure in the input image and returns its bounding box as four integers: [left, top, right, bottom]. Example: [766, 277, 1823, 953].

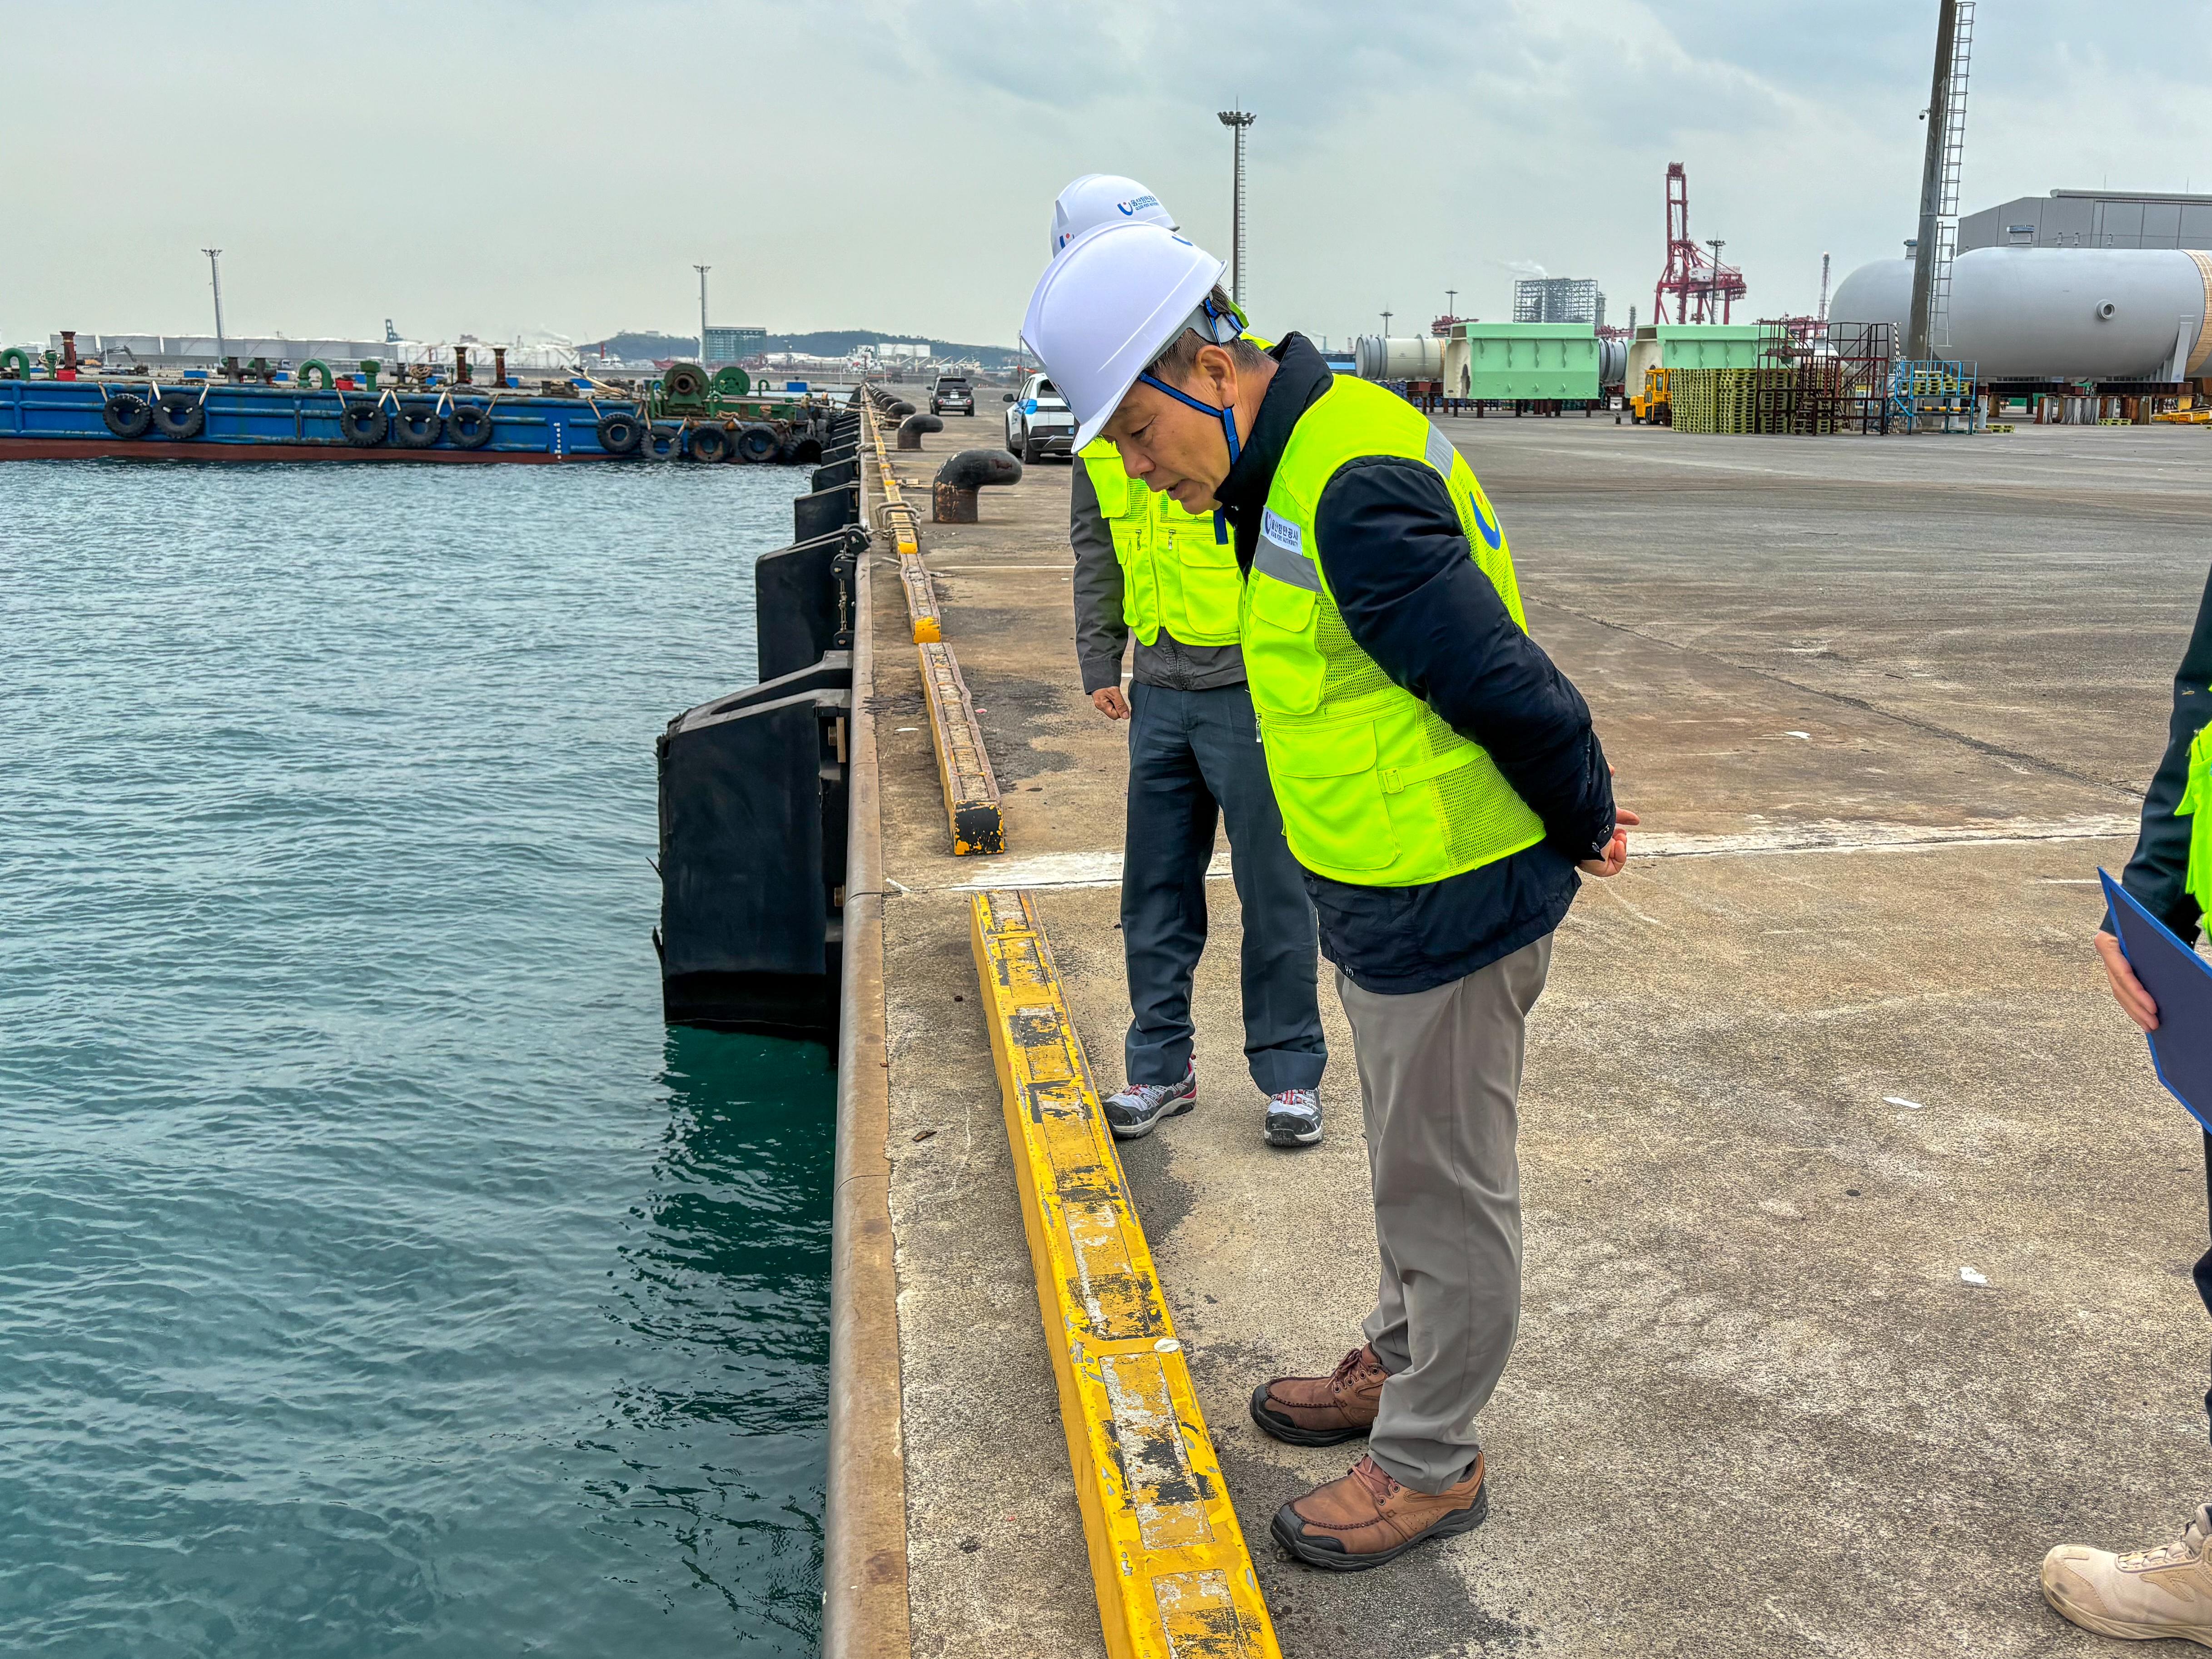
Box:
[863, 393, 1004, 855]
[969, 889, 1278, 1659]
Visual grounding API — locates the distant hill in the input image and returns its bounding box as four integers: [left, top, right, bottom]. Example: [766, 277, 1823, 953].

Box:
[578, 328, 1022, 366]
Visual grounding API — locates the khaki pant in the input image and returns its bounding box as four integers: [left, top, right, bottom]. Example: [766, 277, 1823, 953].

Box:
[1337, 934, 1551, 1494]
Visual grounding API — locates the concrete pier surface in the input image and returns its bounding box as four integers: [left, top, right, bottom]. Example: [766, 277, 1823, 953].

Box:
[854, 402, 2212, 1657]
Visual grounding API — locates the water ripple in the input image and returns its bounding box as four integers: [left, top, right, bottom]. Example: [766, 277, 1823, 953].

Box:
[0, 461, 829, 1656]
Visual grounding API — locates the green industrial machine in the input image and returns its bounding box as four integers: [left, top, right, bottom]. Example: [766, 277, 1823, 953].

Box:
[1451, 323, 1601, 402]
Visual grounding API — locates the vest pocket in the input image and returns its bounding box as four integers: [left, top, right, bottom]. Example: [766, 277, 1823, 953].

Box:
[1262, 720, 1399, 872]
[1243, 576, 1322, 712]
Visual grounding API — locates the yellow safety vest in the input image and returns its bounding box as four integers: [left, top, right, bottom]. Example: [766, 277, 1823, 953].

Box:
[1241, 375, 1546, 885]
[2179, 717, 2212, 915]
[1079, 438, 1243, 648]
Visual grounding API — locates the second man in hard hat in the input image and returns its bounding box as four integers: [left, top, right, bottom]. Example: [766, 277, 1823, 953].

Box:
[1025, 223, 1634, 1573]
[1052, 177, 1327, 1148]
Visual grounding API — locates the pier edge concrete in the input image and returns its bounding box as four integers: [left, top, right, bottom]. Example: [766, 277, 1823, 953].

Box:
[823, 457, 914, 1657]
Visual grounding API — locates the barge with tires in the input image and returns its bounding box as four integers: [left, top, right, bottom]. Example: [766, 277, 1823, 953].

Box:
[0, 357, 833, 465]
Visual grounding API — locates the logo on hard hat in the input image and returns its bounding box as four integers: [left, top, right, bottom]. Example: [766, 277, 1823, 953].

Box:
[1118, 194, 1162, 217]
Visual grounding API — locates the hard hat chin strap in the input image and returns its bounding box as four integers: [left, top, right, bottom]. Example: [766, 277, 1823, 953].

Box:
[1136, 372, 1242, 467]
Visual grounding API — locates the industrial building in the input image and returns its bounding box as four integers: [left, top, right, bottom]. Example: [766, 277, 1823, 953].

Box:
[1959, 189, 2212, 253]
[1512, 276, 1606, 329]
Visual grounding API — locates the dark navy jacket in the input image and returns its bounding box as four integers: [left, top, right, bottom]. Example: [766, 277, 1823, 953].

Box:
[2119, 561, 2212, 938]
[1215, 334, 1617, 994]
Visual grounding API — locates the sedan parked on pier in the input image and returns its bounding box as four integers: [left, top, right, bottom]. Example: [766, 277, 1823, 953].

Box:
[1004, 373, 1075, 463]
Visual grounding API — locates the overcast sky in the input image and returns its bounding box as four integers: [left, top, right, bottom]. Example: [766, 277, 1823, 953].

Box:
[6, 1, 2208, 350]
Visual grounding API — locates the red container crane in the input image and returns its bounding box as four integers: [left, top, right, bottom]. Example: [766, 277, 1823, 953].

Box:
[1653, 162, 1746, 324]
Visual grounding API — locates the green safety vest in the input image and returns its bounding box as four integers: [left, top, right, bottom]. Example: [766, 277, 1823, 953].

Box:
[1241, 375, 1546, 886]
[2179, 717, 2212, 916]
[1079, 439, 1243, 648]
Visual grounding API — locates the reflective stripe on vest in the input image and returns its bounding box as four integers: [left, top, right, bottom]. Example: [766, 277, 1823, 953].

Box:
[1078, 437, 1242, 648]
[1240, 375, 1544, 886]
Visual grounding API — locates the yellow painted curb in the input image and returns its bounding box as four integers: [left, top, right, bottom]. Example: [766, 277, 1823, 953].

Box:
[863, 396, 1001, 855]
[970, 890, 1279, 1659]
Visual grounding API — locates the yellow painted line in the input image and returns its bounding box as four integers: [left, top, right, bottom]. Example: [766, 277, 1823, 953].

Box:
[861, 392, 1003, 856]
[970, 890, 1278, 1659]
[863, 397, 941, 642]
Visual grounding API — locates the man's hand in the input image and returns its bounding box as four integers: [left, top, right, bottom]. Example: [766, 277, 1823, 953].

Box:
[2096, 929, 2160, 1032]
[1092, 686, 1131, 720]
[1578, 809, 1640, 879]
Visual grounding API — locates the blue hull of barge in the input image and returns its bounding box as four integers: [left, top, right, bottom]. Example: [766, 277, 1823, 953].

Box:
[0, 380, 633, 461]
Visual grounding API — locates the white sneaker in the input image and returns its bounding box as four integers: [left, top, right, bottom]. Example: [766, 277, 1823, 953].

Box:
[1264, 1088, 1322, 1147]
[2043, 1503, 2212, 1645]
[1101, 1063, 1197, 1140]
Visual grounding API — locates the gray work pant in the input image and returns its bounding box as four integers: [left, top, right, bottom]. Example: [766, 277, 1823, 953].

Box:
[1122, 680, 1325, 1096]
[1337, 934, 1552, 1493]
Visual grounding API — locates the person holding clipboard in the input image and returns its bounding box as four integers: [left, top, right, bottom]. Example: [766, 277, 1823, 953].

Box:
[2043, 567, 2212, 1644]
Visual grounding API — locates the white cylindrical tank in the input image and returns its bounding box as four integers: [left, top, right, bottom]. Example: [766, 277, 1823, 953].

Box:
[1355, 335, 1448, 380]
[1830, 247, 2212, 380]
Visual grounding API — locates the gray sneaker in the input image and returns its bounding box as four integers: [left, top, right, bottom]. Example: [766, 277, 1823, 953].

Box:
[1102, 1064, 1197, 1140]
[1265, 1088, 1323, 1147]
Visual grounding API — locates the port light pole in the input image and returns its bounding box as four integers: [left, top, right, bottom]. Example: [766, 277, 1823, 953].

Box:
[694, 264, 711, 361]
[1216, 108, 1254, 308]
[203, 248, 226, 365]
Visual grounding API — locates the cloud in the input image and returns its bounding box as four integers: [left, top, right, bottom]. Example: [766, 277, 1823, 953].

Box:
[3, 0, 2209, 346]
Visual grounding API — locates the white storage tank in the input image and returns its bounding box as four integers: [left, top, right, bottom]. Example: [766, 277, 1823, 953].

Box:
[1829, 246, 2212, 380]
[1354, 335, 1448, 380]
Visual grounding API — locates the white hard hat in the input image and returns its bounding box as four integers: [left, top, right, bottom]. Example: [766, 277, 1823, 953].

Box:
[1050, 174, 1177, 257]
[1022, 223, 1230, 449]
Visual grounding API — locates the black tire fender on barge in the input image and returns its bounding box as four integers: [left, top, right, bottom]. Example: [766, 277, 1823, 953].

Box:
[338, 402, 389, 447]
[594, 412, 642, 456]
[446, 403, 494, 450]
[736, 423, 780, 464]
[640, 423, 685, 461]
[150, 393, 206, 440]
[392, 403, 443, 449]
[102, 393, 154, 440]
[688, 422, 732, 464]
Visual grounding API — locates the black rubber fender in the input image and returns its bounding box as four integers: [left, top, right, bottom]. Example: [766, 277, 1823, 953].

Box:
[780, 435, 822, 465]
[150, 392, 206, 440]
[392, 402, 443, 448]
[688, 422, 731, 464]
[338, 401, 389, 446]
[936, 448, 1022, 490]
[641, 423, 685, 461]
[736, 424, 780, 463]
[446, 403, 494, 449]
[595, 411, 642, 456]
[102, 393, 154, 439]
[897, 412, 944, 450]
[888, 399, 916, 417]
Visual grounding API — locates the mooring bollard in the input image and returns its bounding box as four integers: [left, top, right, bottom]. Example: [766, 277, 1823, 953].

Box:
[897, 412, 943, 451]
[932, 448, 1021, 523]
[888, 399, 916, 418]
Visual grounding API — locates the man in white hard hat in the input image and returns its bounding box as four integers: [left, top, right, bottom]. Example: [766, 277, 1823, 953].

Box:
[1024, 225, 1633, 1572]
[1051, 179, 1327, 1149]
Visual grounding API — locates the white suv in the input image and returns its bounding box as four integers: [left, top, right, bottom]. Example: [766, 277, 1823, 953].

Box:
[1004, 373, 1076, 463]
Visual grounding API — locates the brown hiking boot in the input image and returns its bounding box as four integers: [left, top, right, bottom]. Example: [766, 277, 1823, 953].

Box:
[2042, 1503, 2212, 1645]
[1271, 1452, 1487, 1572]
[1249, 1345, 1387, 1447]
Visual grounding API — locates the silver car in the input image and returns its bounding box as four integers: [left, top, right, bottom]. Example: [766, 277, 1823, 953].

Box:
[1004, 373, 1076, 463]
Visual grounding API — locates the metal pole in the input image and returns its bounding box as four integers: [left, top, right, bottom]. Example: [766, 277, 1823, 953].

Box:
[1381, 309, 1392, 339]
[1446, 288, 1457, 323]
[1217, 109, 1255, 307]
[1707, 239, 1726, 324]
[1906, 0, 1960, 362]
[695, 264, 711, 360]
[202, 248, 225, 365]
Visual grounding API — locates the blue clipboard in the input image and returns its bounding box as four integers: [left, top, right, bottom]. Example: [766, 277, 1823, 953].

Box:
[2102, 869, 2212, 1133]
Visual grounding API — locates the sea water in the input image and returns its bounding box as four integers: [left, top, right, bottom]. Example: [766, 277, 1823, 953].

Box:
[0, 461, 829, 1656]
